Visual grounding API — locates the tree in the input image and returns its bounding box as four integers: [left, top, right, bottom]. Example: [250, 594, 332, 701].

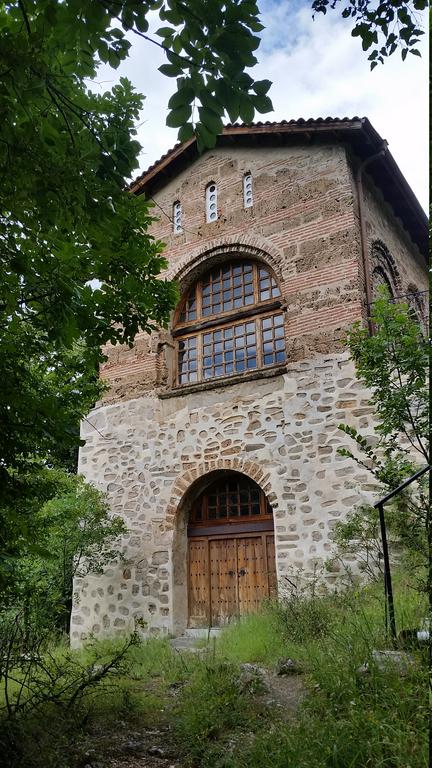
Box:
[0, 1, 273, 560]
[1, 471, 126, 634]
[331, 289, 429, 583]
[311, 0, 427, 67]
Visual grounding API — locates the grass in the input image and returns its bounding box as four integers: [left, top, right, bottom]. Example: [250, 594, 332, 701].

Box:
[174, 570, 429, 767]
[0, 569, 428, 768]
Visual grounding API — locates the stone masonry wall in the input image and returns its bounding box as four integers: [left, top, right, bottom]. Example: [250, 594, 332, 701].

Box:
[71, 352, 379, 646]
[362, 174, 428, 296]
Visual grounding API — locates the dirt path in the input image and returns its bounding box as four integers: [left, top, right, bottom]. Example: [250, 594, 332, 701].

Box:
[259, 669, 307, 715]
[80, 722, 181, 768]
[80, 657, 307, 767]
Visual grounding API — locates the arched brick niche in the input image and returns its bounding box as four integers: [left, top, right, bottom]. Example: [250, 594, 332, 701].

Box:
[370, 240, 402, 300]
[166, 457, 277, 528]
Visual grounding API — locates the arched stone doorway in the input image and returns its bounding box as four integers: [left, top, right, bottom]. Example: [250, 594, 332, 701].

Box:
[172, 470, 276, 633]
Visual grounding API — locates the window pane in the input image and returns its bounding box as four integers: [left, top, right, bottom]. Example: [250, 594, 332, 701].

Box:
[260, 314, 286, 368]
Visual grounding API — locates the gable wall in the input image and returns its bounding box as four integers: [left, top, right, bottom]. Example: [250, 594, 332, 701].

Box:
[361, 173, 428, 296]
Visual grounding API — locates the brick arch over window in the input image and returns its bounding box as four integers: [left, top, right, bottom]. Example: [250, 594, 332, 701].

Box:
[172, 238, 284, 292]
[370, 240, 402, 300]
[165, 458, 277, 528]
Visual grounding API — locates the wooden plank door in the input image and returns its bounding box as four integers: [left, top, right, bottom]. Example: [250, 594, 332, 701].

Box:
[188, 539, 210, 627]
[209, 538, 238, 626]
[236, 536, 269, 617]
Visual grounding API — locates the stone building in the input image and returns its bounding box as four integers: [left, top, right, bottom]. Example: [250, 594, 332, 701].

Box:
[71, 118, 428, 646]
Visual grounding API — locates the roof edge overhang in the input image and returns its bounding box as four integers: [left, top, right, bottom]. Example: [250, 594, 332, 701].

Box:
[129, 118, 428, 261]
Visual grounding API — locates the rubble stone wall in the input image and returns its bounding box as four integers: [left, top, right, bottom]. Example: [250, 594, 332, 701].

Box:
[71, 353, 378, 646]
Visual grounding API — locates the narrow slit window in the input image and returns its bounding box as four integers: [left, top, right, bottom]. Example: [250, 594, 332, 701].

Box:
[173, 201, 182, 234]
[243, 173, 253, 208]
[206, 182, 218, 223]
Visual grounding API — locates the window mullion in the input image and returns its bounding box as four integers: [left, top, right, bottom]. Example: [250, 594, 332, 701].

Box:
[252, 262, 259, 304]
[198, 332, 202, 382]
[197, 280, 202, 320]
[256, 316, 262, 369]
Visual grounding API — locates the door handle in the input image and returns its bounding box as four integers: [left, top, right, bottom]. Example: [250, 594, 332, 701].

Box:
[228, 570, 235, 577]
[238, 569, 246, 577]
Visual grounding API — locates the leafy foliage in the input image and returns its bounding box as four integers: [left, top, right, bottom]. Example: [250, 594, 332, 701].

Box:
[311, 0, 427, 67]
[1, 471, 126, 631]
[0, 0, 272, 561]
[333, 290, 429, 582]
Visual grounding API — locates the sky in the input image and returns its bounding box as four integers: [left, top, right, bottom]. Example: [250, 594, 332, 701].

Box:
[94, 1, 429, 210]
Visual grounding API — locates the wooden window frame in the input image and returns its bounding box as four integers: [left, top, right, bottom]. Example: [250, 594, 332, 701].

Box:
[188, 477, 272, 530]
[174, 261, 286, 387]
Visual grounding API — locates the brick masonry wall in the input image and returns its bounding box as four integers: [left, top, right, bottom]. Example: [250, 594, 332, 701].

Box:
[100, 144, 363, 402]
[70, 141, 427, 645]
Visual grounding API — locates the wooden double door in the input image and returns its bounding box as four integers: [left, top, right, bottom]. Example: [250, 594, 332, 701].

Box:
[188, 532, 276, 627]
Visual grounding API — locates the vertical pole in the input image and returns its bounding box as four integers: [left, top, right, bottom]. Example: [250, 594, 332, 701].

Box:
[377, 502, 397, 643]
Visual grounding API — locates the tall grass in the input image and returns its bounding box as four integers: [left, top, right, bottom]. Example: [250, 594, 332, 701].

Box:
[0, 570, 427, 768]
[174, 570, 428, 768]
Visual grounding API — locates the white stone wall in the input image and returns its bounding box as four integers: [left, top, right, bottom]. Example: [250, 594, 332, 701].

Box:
[71, 352, 378, 646]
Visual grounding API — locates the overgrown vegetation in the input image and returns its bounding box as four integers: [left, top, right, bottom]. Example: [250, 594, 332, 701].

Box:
[332, 289, 429, 589]
[0, 572, 426, 768]
[177, 572, 428, 768]
[1, 472, 126, 635]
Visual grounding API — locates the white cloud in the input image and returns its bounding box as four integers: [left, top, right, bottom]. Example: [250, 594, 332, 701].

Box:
[94, 3, 428, 209]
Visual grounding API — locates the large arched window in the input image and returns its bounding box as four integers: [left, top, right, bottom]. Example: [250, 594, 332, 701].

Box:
[174, 260, 285, 385]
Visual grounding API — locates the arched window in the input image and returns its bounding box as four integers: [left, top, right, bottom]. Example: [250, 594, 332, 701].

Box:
[173, 201, 182, 234]
[174, 260, 285, 385]
[205, 182, 218, 223]
[407, 284, 428, 332]
[189, 474, 272, 526]
[243, 173, 253, 208]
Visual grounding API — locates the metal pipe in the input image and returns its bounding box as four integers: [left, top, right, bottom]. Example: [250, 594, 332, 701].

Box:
[354, 141, 388, 336]
[374, 465, 430, 644]
[374, 465, 430, 507]
[377, 501, 397, 642]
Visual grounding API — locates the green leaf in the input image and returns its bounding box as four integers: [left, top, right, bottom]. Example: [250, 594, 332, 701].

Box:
[159, 63, 183, 77]
[252, 79, 272, 96]
[178, 123, 195, 142]
[166, 105, 192, 128]
[168, 87, 195, 110]
[239, 96, 254, 124]
[253, 94, 273, 114]
[156, 26, 174, 37]
[199, 106, 223, 135]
